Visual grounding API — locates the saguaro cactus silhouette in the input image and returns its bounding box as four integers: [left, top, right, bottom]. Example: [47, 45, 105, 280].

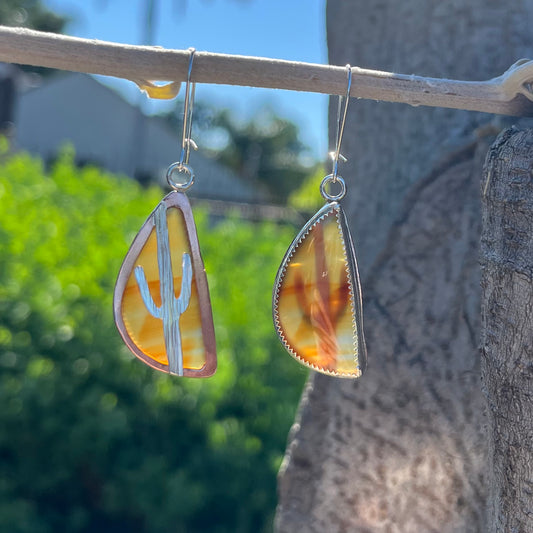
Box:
[134, 203, 192, 376]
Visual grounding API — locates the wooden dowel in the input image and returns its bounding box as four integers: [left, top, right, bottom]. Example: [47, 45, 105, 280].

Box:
[1, 26, 533, 116]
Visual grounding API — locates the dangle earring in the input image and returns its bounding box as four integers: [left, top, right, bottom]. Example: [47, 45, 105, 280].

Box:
[114, 48, 216, 377]
[273, 65, 367, 378]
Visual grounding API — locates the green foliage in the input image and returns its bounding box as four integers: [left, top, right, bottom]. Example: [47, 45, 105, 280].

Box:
[0, 149, 307, 532]
[209, 108, 312, 203]
[288, 164, 327, 213]
[161, 105, 314, 204]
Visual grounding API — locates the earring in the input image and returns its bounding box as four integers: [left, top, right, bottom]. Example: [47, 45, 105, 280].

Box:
[114, 48, 216, 377]
[273, 65, 367, 378]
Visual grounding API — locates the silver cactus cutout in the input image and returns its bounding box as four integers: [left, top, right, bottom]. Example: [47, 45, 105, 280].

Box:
[134, 203, 192, 376]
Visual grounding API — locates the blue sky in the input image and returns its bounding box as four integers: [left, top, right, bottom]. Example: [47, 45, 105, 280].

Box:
[42, 0, 328, 158]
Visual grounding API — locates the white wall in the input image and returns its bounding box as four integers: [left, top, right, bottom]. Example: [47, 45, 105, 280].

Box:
[14, 73, 267, 203]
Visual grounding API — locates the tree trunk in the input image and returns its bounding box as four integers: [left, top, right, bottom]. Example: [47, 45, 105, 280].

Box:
[481, 127, 533, 533]
[276, 1, 533, 531]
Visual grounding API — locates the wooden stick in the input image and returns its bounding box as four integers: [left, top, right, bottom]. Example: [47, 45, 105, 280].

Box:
[1, 26, 533, 116]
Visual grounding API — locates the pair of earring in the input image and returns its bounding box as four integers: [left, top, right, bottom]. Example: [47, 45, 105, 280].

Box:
[113, 56, 367, 379]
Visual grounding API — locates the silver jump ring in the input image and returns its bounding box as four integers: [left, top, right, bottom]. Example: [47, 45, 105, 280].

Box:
[166, 162, 195, 192]
[320, 174, 346, 201]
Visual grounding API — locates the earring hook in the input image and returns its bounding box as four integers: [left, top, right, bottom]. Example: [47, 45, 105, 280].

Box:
[180, 47, 197, 167]
[320, 65, 352, 202]
[166, 47, 198, 191]
[330, 64, 352, 181]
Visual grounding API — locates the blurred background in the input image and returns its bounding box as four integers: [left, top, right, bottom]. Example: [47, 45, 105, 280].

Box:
[0, 1, 330, 531]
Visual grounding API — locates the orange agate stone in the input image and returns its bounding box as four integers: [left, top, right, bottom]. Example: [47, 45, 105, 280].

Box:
[114, 191, 216, 377]
[273, 202, 366, 377]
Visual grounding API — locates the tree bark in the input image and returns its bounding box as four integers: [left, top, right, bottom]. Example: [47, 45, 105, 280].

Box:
[481, 127, 533, 533]
[276, 1, 533, 531]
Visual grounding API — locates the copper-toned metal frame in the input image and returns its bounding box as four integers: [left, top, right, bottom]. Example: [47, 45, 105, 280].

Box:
[272, 201, 367, 378]
[114, 191, 217, 377]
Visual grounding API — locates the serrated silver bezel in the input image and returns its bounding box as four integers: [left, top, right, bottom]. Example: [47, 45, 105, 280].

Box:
[272, 202, 367, 378]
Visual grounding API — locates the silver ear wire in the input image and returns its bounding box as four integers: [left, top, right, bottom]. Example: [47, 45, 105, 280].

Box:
[330, 64, 352, 181]
[166, 48, 198, 192]
[322, 65, 352, 201]
[180, 47, 197, 168]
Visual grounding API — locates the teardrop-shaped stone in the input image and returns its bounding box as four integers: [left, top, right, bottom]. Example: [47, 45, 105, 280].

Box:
[273, 202, 366, 377]
[114, 191, 216, 377]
